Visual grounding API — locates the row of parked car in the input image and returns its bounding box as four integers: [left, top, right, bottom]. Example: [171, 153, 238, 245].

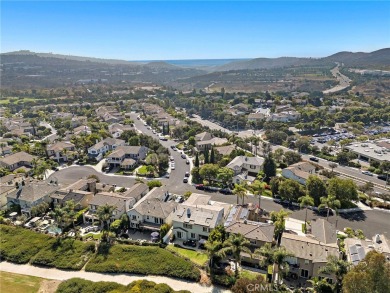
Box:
[195, 184, 233, 194]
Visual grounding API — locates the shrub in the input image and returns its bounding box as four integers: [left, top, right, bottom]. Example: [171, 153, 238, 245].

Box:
[147, 180, 162, 190]
[0, 224, 53, 263]
[211, 274, 236, 287]
[56, 278, 191, 293]
[85, 244, 200, 281]
[31, 238, 95, 270]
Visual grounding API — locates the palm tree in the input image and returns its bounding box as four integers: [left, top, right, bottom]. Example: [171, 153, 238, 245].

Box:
[307, 277, 333, 293]
[97, 204, 116, 241]
[52, 206, 65, 230]
[218, 233, 251, 278]
[270, 209, 291, 246]
[255, 243, 294, 284]
[319, 255, 350, 293]
[250, 180, 265, 209]
[319, 194, 341, 220]
[299, 194, 314, 233]
[205, 241, 223, 270]
[328, 162, 338, 175]
[233, 183, 248, 205]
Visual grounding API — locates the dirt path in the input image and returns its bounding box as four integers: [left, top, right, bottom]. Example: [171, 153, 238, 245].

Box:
[0, 262, 230, 293]
[38, 279, 61, 293]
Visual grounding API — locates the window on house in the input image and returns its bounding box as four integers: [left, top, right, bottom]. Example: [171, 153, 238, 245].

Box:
[202, 227, 208, 232]
[146, 216, 149, 220]
[304, 259, 309, 264]
[250, 165, 256, 169]
[154, 217, 159, 224]
[300, 269, 309, 278]
[191, 233, 196, 239]
[184, 223, 192, 229]
[177, 232, 182, 239]
[160, 218, 163, 224]
[250, 239, 257, 245]
[132, 215, 136, 220]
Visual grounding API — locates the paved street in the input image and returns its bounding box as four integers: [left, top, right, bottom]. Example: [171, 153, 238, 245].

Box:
[190, 114, 232, 134]
[48, 112, 390, 239]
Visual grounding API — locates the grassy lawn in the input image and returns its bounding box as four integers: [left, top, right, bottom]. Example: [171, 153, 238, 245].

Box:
[166, 245, 208, 266]
[240, 269, 267, 281]
[85, 244, 200, 281]
[137, 165, 148, 175]
[82, 232, 102, 240]
[31, 238, 95, 270]
[0, 97, 45, 105]
[0, 271, 43, 293]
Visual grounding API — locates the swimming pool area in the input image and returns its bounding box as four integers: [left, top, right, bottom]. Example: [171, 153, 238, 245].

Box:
[47, 225, 62, 235]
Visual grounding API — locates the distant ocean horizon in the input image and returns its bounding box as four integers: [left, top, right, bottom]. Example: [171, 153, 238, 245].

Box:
[130, 58, 249, 67]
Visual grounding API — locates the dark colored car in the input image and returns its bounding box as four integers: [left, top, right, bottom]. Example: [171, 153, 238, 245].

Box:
[318, 207, 333, 216]
[220, 188, 233, 195]
[310, 157, 319, 162]
[181, 154, 186, 159]
[183, 177, 188, 183]
[186, 160, 190, 165]
[378, 174, 389, 182]
[183, 239, 197, 247]
[195, 184, 204, 190]
[185, 172, 190, 177]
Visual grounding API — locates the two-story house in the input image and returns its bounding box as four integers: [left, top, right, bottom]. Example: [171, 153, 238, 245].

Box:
[7, 180, 60, 215]
[282, 162, 319, 185]
[172, 193, 229, 241]
[195, 131, 229, 152]
[226, 156, 264, 184]
[84, 183, 148, 224]
[108, 123, 135, 138]
[106, 146, 148, 169]
[87, 138, 126, 161]
[47, 141, 76, 162]
[127, 187, 178, 231]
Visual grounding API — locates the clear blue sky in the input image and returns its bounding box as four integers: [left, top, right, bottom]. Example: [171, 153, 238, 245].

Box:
[1, 1, 389, 60]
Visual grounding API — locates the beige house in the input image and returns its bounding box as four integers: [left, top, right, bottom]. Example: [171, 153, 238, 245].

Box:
[47, 141, 76, 162]
[0, 151, 36, 172]
[282, 162, 318, 185]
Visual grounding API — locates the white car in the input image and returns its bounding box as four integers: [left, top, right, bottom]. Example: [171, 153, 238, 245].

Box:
[362, 171, 373, 176]
[171, 165, 175, 170]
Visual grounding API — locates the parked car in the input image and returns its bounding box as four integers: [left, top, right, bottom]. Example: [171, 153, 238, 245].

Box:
[185, 172, 190, 177]
[183, 177, 188, 183]
[377, 174, 389, 181]
[186, 160, 190, 165]
[171, 165, 175, 170]
[183, 239, 197, 247]
[362, 170, 373, 176]
[310, 157, 319, 162]
[195, 184, 204, 190]
[104, 166, 112, 173]
[220, 188, 233, 195]
[181, 154, 186, 159]
[175, 196, 184, 203]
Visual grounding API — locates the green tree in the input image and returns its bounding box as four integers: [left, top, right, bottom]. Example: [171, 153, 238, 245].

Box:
[283, 151, 302, 166]
[250, 180, 266, 209]
[263, 155, 277, 179]
[216, 167, 234, 187]
[194, 152, 199, 167]
[307, 277, 334, 293]
[208, 225, 227, 243]
[278, 179, 305, 202]
[233, 183, 248, 205]
[199, 164, 219, 183]
[97, 204, 116, 241]
[270, 209, 291, 246]
[328, 162, 338, 174]
[319, 194, 341, 220]
[205, 240, 223, 270]
[306, 175, 327, 206]
[319, 255, 350, 293]
[343, 251, 390, 293]
[110, 219, 122, 234]
[159, 224, 171, 243]
[270, 176, 284, 195]
[218, 233, 251, 278]
[327, 177, 358, 205]
[210, 147, 215, 164]
[204, 149, 209, 164]
[299, 194, 314, 232]
[188, 136, 196, 147]
[147, 180, 162, 190]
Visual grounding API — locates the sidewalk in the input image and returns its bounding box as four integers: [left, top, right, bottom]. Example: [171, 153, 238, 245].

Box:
[0, 262, 228, 293]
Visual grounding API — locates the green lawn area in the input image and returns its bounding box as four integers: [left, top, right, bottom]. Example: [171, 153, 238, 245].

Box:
[137, 165, 148, 175]
[166, 245, 208, 266]
[0, 97, 45, 105]
[0, 271, 43, 293]
[85, 244, 200, 281]
[240, 269, 267, 281]
[82, 232, 102, 240]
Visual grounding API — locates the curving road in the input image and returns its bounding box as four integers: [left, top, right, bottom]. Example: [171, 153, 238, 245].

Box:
[323, 63, 351, 94]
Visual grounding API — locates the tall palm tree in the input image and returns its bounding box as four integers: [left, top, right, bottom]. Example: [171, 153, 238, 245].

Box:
[299, 194, 314, 233]
[97, 204, 116, 241]
[218, 233, 251, 278]
[319, 194, 341, 220]
[270, 209, 291, 246]
[250, 180, 265, 209]
[255, 243, 294, 284]
[319, 255, 350, 293]
[52, 206, 65, 230]
[233, 183, 248, 205]
[205, 241, 223, 270]
[307, 277, 333, 293]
